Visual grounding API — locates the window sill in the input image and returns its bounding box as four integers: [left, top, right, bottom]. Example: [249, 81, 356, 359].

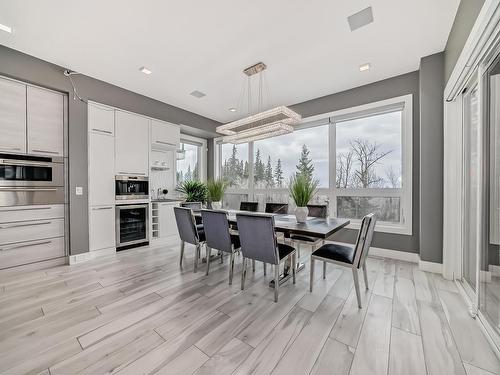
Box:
[345, 221, 412, 236]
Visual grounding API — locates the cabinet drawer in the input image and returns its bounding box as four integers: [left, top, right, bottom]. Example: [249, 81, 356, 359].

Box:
[0, 236, 65, 269]
[0, 218, 64, 245]
[0, 204, 65, 223]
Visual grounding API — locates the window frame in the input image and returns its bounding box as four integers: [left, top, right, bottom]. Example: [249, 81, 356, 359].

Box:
[176, 134, 207, 185]
[215, 94, 413, 235]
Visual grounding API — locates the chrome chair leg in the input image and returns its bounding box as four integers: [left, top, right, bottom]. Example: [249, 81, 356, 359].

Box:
[252, 259, 256, 273]
[194, 244, 200, 273]
[323, 261, 326, 279]
[179, 241, 185, 268]
[292, 254, 296, 284]
[352, 268, 362, 308]
[310, 257, 315, 292]
[220, 252, 224, 264]
[263, 263, 267, 276]
[241, 258, 247, 290]
[362, 264, 369, 290]
[205, 246, 212, 275]
[274, 263, 280, 302]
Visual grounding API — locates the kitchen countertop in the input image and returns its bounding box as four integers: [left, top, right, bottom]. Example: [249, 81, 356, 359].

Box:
[151, 198, 183, 203]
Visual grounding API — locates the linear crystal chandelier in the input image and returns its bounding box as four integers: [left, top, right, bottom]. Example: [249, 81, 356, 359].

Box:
[216, 62, 301, 144]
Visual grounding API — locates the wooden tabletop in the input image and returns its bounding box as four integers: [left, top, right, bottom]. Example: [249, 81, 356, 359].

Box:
[195, 209, 350, 239]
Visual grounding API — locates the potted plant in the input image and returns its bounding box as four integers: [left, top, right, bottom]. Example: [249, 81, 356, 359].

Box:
[206, 178, 228, 210]
[289, 174, 319, 223]
[177, 180, 208, 204]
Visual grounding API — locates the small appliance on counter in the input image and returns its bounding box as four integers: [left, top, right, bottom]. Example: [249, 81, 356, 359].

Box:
[115, 175, 149, 200]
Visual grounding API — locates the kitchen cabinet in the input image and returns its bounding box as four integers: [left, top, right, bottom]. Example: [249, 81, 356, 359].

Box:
[88, 102, 115, 135]
[158, 201, 179, 237]
[27, 86, 64, 156]
[115, 110, 149, 176]
[89, 132, 115, 206]
[0, 77, 27, 153]
[151, 119, 180, 150]
[89, 206, 115, 251]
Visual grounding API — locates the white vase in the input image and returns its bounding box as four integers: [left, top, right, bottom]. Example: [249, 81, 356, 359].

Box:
[294, 206, 309, 223]
[212, 201, 222, 210]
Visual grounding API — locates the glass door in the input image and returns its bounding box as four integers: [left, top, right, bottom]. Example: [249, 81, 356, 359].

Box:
[463, 78, 480, 302]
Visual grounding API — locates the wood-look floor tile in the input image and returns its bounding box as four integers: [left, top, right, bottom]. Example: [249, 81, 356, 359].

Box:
[193, 338, 252, 375]
[154, 345, 209, 375]
[310, 338, 354, 375]
[393, 276, 421, 335]
[388, 327, 426, 375]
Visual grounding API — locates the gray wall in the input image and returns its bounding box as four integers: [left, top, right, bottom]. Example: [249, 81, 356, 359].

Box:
[444, 0, 486, 83]
[288, 71, 421, 254]
[0, 45, 220, 255]
[419, 52, 445, 263]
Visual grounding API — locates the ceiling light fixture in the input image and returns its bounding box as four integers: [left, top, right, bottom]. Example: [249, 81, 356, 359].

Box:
[0, 23, 12, 34]
[139, 66, 152, 75]
[359, 63, 370, 72]
[228, 108, 237, 112]
[217, 62, 301, 144]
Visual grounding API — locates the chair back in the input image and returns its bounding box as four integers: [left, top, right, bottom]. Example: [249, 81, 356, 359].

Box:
[236, 213, 280, 265]
[174, 206, 200, 245]
[265, 202, 288, 214]
[181, 202, 202, 211]
[307, 204, 328, 218]
[352, 213, 376, 268]
[200, 209, 233, 253]
[240, 201, 259, 212]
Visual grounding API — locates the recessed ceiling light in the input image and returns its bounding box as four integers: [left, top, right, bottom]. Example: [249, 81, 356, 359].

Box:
[0, 23, 12, 34]
[139, 66, 152, 75]
[190, 90, 206, 98]
[347, 6, 374, 31]
[359, 63, 370, 72]
[229, 108, 237, 112]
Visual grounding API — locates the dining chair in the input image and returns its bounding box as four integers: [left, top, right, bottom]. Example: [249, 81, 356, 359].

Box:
[310, 213, 376, 308]
[240, 201, 259, 212]
[236, 212, 296, 302]
[174, 206, 206, 273]
[290, 204, 328, 259]
[181, 202, 203, 225]
[200, 209, 241, 284]
[265, 202, 289, 214]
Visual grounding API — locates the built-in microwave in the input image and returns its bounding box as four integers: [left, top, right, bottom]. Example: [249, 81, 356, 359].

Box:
[115, 175, 149, 200]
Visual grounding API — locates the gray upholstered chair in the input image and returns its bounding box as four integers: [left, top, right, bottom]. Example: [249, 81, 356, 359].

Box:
[310, 213, 376, 308]
[240, 201, 259, 212]
[174, 206, 206, 273]
[236, 212, 296, 302]
[201, 209, 241, 284]
[265, 202, 289, 214]
[181, 202, 203, 225]
[290, 204, 329, 259]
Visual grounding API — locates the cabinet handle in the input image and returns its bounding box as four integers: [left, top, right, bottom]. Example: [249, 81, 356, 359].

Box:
[0, 240, 52, 252]
[0, 206, 52, 212]
[92, 128, 113, 135]
[155, 140, 177, 147]
[92, 206, 113, 210]
[118, 172, 146, 176]
[31, 149, 59, 155]
[0, 160, 50, 167]
[0, 188, 58, 192]
[0, 146, 21, 151]
[0, 221, 52, 229]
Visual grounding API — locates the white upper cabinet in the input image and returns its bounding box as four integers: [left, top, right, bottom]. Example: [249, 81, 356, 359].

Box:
[88, 102, 115, 135]
[89, 132, 115, 206]
[27, 86, 64, 156]
[151, 119, 180, 150]
[0, 78, 27, 153]
[115, 110, 149, 176]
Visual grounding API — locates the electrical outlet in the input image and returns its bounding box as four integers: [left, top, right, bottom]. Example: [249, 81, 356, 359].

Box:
[75, 187, 83, 196]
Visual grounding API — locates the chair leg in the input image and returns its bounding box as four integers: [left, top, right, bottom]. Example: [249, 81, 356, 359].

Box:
[220, 251, 224, 264]
[263, 263, 267, 276]
[179, 241, 185, 268]
[297, 242, 301, 261]
[352, 268, 362, 308]
[323, 261, 326, 279]
[229, 251, 235, 285]
[194, 244, 200, 273]
[274, 263, 280, 302]
[310, 257, 315, 292]
[241, 258, 247, 290]
[205, 246, 212, 275]
[362, 264, 369, 290]
[292, 254, 296, 284]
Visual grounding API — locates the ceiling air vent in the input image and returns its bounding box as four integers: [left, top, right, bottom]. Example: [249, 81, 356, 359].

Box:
[347, 6, 374, 31]
[190, 90, 206, 98]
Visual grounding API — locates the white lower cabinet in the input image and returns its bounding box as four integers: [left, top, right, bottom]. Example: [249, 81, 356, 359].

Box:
[0, 237, 65, 269]
[89, 206, 116, 252]
[158, 202, 179, 238]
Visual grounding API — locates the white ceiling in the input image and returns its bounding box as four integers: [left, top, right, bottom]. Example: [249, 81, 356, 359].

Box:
[0, 0, 459, 123]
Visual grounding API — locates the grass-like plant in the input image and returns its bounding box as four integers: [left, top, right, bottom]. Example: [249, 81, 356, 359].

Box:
[177, 180, 208, 203]
[206, 178, 228, 202]
[289, 174, 319, 207]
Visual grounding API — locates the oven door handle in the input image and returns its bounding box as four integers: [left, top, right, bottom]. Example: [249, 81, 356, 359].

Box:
[0, 188, 58, 192]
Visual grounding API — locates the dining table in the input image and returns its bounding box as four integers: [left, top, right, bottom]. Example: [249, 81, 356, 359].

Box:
[194, 209, 351, 287]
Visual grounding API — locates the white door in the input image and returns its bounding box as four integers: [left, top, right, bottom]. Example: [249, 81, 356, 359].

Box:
[27, 86, 64, 156]
[115, 111, 149, 176]
[88, 102, 114, 135]
[89, 206, 115, 251]
[0, 78, 26, 153]
[89, 132, 115, 206]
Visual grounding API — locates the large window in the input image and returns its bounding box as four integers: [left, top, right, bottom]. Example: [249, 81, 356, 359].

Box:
[216, 95, 412, 234]
[176, 135, 207, 185]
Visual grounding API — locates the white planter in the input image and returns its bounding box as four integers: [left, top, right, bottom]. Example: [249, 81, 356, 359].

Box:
[294, 206, 309, 223]
[212, 201, 222, 210]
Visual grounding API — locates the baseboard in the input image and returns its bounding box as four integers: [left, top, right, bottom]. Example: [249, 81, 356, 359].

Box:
[69, 247, 116, 265]
[369, 247, 420, 263]
[480, 270, 492, 283]
[418, 259, 443, 274]
[489, 264, 500, 277]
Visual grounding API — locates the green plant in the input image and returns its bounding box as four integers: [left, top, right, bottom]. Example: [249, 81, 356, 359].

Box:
[288, 174, 319, 207]
[177, 180, 207, 203]
[206, 178, 228, 202]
